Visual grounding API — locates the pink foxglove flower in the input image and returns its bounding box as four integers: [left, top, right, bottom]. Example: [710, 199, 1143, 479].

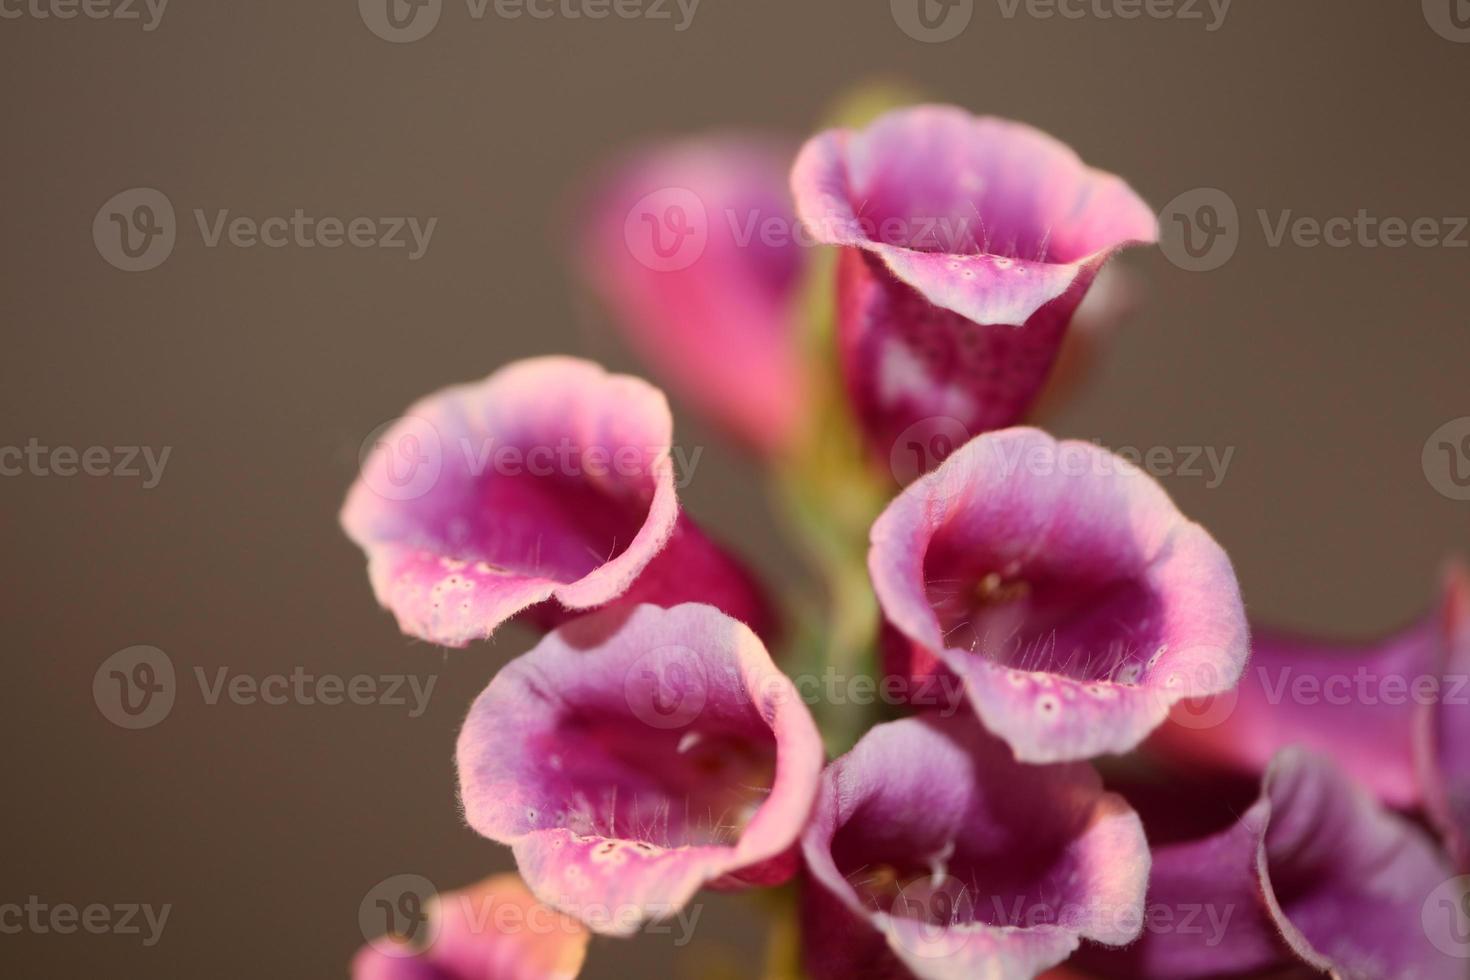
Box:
[353, 873, 589, 980]
[791, 105, 1157, 471]
[578, 137, 806, 455]
[341, 357, 773, 647]
[1079, 749, 1464, 979]
[800, 715, 1150, 979]
[1155, 561, 1470, 870]
[455, 603, 823, 935]
[872, 427, 1248, 763]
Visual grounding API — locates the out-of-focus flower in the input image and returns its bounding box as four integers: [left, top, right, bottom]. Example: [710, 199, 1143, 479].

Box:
[799, 714, 1150, 979]
[1153, 560, 1470, 870]
[872, 427, 1248, 763]
[578, 137, 807, 456]
[791, 104, 1158, 472]
[353, 873, 589, 980]
[1029, 264, 1140, 420]
[455, 603, 823, 935]
[1079, 748, 1464, 979]
[340, 357, 773, 646]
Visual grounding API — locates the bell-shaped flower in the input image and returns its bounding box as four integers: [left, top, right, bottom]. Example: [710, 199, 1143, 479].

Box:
[800, 714, 1150, 979]
[1078, 748, 1465, 979]
[1154, 561, 1470, 870]
[455, 603, 823, 935]
[871, 427, 1248, 763]
[578, 137, 806, 455]
[791, 104, 1158, 470]
[341, 357, 773, 647]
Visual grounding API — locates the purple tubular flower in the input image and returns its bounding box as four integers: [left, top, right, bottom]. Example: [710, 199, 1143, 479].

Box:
[340, 357, 773, 646]
[455, 603, 823, 936]
[790, 104, 1158, 469]
[352, 873, 590, 980]
[1080, 749, 1465, 979]
[800, 715, 1150, 979]
[1154, 561, 1470, 870]
[578, 137, 806, 456]
[871, 427, 1248, 763]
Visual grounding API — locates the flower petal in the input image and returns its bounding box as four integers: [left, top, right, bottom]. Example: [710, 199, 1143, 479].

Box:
[1155, 560, 1470, 868]
[341, 357, 771, 646]
[1081, 749, 1464, 979]
[800, 715, 1150, 980]
[456, 603, 823, 935]
[792, 105, 1157, 467]
[1419, 561, 1470, 872]
[579, 137, 805, 454]
[353, 874, 589, 980]
[871, 427, 1248, 763]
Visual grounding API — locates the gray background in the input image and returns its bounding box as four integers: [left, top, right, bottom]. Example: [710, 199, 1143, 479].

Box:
[2, 0, 1467, 975]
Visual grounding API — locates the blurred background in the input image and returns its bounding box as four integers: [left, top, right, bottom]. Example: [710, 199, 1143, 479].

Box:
[2, 0, 1468, 975]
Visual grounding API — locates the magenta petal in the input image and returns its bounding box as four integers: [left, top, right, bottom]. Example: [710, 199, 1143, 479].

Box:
[341, 357, 770, 646]
[871, 427, 1248, 763]
[579, 137, 805, 455]
[353, 874, 589, 980]
[1420, 562, 1470, 872]
[1082, 749, 1463, 979]
[1156, 561, 1470, 865]
[352, 947, 450, 980]
[792, 105, 1157, 466]
[455, 603, 823, 935]
[800, 715, 1150, 980]
[523, 513, 778, 645]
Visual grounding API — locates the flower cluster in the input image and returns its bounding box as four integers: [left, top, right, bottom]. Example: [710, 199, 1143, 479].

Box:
[342, 102, 1468, 979]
